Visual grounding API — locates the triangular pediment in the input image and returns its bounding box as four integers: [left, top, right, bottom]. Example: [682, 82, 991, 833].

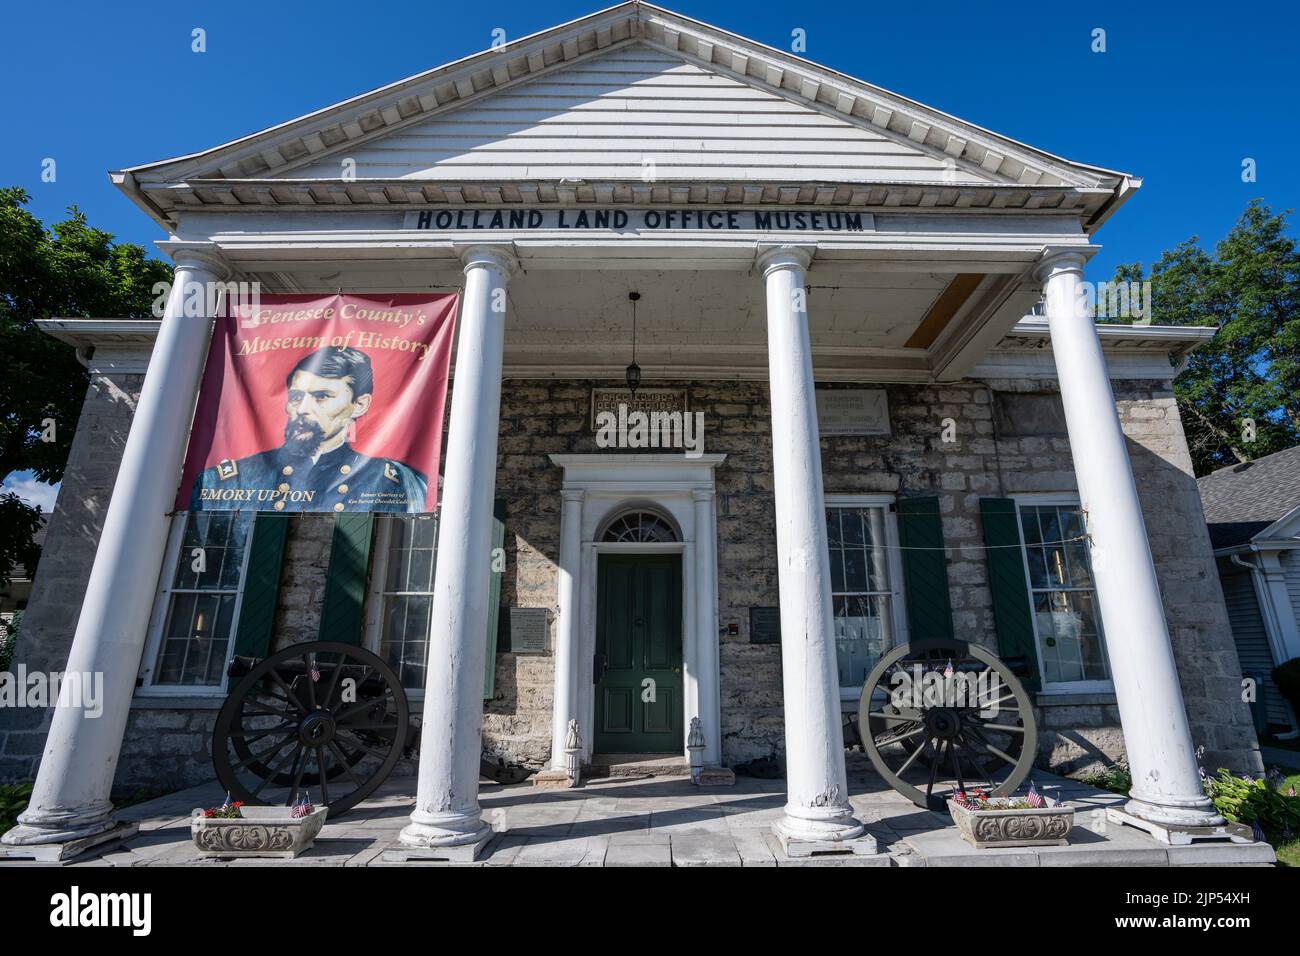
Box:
[116, 3, 1133, 225]
[275, 43, 1001, 186]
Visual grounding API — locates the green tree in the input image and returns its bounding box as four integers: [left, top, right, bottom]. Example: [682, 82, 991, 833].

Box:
[0, 187, 171, 585]
[1111, 200, 1300, 475]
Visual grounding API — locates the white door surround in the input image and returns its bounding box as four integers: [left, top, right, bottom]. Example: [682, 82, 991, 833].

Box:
[549, 453, 726, 767]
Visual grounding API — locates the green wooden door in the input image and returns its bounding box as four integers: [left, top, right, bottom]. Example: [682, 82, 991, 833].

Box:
[594, 553, 682, 754]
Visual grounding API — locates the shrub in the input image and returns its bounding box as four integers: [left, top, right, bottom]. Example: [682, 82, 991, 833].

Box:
[0, 783, 33, 834]
[1205, 768, 1300, 837]
[1077, 764, 1132, 796]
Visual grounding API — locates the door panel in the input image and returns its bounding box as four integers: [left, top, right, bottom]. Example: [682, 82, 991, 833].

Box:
[594, 553, 683, 754]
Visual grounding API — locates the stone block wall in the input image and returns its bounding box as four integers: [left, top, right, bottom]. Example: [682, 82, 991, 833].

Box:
[0, 372, 141, 785]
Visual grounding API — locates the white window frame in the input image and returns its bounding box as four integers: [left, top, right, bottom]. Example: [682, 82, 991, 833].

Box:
[139, 511, 256, 697]
[364, 514, 440, 700]
[1011, 493, 1114, 694]
[824, 494, 910, 701]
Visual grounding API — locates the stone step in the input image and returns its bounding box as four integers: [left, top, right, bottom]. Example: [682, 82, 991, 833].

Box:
[586, 754, 692, 779]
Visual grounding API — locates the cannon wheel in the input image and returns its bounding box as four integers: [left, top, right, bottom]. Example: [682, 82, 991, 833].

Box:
[213, 641, 409, 819]
[857, 638, 1037, 811]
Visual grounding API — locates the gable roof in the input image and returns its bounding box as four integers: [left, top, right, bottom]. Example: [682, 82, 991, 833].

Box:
[1198, 444, 1300, 549]
[112, 2, 1138, 230]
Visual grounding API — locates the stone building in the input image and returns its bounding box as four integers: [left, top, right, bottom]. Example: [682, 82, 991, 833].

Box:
[1, 3, 1261, 859]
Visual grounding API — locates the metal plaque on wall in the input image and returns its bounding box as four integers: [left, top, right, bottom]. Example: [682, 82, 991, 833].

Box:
[749, 607, 782, 645]
[590, 388, 688, 429]
[815, 388, 890, 436]
[509, 607, 549, 654]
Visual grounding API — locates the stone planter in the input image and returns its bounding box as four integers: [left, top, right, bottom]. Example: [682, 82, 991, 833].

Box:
[947, 797, 1074, 848]
[190, 806, 327, 859]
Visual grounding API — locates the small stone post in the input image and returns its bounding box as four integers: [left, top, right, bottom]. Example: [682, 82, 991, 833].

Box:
[564, 718, 582, 787]
[688, 717, 705, 784]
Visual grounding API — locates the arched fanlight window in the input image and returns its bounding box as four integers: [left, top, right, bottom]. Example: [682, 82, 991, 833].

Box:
[601, 511, 678, 543]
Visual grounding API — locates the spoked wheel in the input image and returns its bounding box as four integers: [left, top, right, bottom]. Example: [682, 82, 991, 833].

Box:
[857, 638, 1037, 811]
[213, 641, 410, 819]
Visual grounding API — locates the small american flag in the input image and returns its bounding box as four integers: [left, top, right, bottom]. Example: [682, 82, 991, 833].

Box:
[291, 792, 314, 819]
[1026, 781, 1046, 808]
[310, 654, 320, 682]
[943, 659, 954, 679]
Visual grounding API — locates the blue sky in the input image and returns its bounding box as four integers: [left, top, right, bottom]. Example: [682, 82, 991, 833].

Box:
[2, 1, 1297, 509]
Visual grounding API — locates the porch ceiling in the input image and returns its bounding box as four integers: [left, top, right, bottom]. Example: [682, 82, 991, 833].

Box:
[233, 257, 1042, 382]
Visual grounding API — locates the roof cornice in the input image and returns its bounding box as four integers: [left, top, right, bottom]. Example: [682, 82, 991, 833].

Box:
[112, 3, 1135, 231]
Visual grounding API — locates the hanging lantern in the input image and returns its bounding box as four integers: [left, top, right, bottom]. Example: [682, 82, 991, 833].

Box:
[625, 291, 642, 397]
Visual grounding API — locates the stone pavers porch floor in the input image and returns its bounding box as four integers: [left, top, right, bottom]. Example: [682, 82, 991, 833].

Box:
[15, 755, 1276, 867]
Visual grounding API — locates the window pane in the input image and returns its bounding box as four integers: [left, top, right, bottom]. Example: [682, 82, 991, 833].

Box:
[1062, 509, 1093, 588]
[154, 514, 250, 686]
[411, 515, 437, 550]
[841, 511, 865, 547]
[408, 547, 434, 593]
[1033, 591, 1062, 684]
[829, 547, 845, 593]
[826, 510, 842, 548]
[1045, 543, 1068, 587]
[1072, 591, 1109, 680]
[1039, 508, 1063, 550]
[379, 515, 440, 689]
[171, 512, 250, 589]
[842, 546, 868, 592]
[381, 594, 432, 689]
[826, 506, 894, 688]
[1025, 546, 1047, 589]
[1021, 507, 1043, 545]
[833, 595, 891, 688]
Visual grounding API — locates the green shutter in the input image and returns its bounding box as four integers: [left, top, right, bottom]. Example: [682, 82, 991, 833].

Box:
[896, 496, 955, 641]
[979, 498, 1041, 691]
[318, 514, 375, 646]
[483, 499, 506, 700]
[230, 513, 290, 659]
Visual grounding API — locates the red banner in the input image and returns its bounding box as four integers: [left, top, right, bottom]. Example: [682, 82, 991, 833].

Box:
[176, 293, 458, 514]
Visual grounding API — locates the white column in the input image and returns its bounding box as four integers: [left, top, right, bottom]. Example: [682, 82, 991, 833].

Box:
[400, 245, 515, 852]
[4, 246, 227, 846]
[759, 244, 865, 847]
[1038, 250, 1223, 828]
[550, 488, 584, 770]
[692, 488, 722, 766]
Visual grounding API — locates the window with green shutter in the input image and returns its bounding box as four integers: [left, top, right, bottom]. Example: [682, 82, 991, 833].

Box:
[230, 513, 290, 660]
[979, 498, 1042, 691]
[318, 513, 375, 646]
[142, 510, 284, 690]
[896, 496, 955, 643]
[364, 502, 507, 700]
